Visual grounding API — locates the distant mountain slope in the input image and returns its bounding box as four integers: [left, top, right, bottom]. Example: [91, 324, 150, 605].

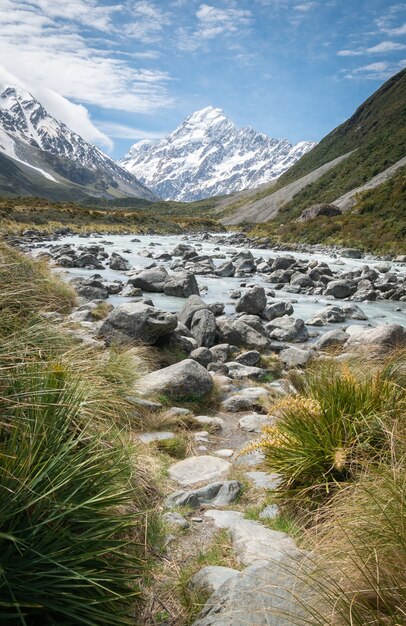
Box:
[0, 86, 157, 202]
[223, 68, 406, 224]
[120, 106, 315, 201]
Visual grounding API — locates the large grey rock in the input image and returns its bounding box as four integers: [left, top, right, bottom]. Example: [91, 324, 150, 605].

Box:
[128, 266, 169, 292]
[109, 252, 131, 271]
[341, 303, 368, 320]
[168, 455, 231, 487]
[234, 350, 261, 366]
[298, 203, 341, 221]
[137, 359, 213, 398]
[164, 272, 200, 298]
[192, 557, 307, 626]
[325, 280, 357, 298]
[306, 305, 345, 326]
[166, 480, 242, 509]
[239, 412, 270, 433]
[215, 261, 235, 277]
[279, 346, 312, 368]
[205, 510, 301, 565]
[341, 248, 362, 259]
[314, 329, 349, 350]
[190, 566, 239, 596]
[179, 295, 209, 328]
[345, 323, 406, 351]
[221, 387, 268, 412]
[190, 347, 214, 367]
[267, 316, 309, 342]
[235, 286, 267, 315]
[99, 302, 177, 345]
[191, 309, 217, 348]
[271, 256, 296, 270]
[226, 362, 264, 380]
[216, 319, 270, 351]
[261, 300, 294, 321]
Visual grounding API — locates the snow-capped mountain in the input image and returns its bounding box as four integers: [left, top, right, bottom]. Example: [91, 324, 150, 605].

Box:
[119, 106, 316, 202]
[0, 86, 157, 201]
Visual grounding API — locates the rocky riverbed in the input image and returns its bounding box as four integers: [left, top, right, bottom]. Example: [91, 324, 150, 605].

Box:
[14, 229, 406, 624]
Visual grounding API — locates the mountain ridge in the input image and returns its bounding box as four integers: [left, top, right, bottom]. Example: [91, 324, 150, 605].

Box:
[120, 106, 316, 202]
[0, 86, 157, 202]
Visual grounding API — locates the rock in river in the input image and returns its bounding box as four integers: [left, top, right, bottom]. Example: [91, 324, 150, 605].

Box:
[99, 302, 177, 345]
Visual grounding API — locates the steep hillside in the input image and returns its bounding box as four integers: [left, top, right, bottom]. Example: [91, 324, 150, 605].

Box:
[223, 68, 406, 225]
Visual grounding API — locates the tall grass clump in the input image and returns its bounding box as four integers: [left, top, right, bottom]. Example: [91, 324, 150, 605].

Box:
[0, 243, 161, 623]
[300, 464, 406, 625]
[251, 356, 405, 509]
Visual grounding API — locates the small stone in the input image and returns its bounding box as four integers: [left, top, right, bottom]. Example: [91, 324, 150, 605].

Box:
[163, 511, 190, 529]
[239, 412, 270, 433]
[168, 455, 231, 487]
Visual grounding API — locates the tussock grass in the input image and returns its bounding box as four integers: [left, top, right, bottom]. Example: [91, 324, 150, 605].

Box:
[250, 355, 406, 511]
[0, 244, 163, 623]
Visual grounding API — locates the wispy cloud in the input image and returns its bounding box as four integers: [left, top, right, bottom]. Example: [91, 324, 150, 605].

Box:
[96, 121, 165, 140]
[124, 1, 171, 42]
[294, 3, 318, 12]
[0, 0, 174, 114]
[177, 3, 252, 52]
[342, 59, 406, 80]
[338, 40, 406, 56]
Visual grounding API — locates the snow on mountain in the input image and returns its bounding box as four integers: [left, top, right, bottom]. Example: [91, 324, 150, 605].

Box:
[0, 86, 157, 200]
[119, 106, 316, 202]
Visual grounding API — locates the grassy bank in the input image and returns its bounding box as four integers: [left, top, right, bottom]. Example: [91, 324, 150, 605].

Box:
[0, 242, 163, 624]
[251, 351, 406, 624]
[246, 166, 406, 255]
[0, 196, 225, 236]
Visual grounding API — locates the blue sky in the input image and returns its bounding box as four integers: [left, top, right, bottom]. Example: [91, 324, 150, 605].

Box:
[0, 0, 405, 158]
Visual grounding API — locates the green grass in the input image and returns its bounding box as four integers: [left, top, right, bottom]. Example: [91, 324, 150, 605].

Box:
[0, 244, 164, 624]
[251, 355, 405, 511]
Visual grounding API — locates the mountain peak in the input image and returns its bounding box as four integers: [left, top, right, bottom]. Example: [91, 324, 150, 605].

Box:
[120, 108, 316, 202]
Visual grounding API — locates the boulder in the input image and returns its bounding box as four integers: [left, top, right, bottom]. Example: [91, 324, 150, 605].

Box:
[345, 323, 406, 352]
[341, 303, 368, 320]
[221, 387, 268, 412]
[168, 455, 231, 487]
[261, 300, 294, 321]
[215, 261, 235, 277]
[279, 346, 312, 368]
[128, 266, 169, 292]
[306, 305, 345, 326]
[109, 252, 131, 271]
[216, 319, 270, 351]
[325, 280, 357, 299]
[99, 302, 177, 345]
[210, 343, 231, 363]
[298, 203, 341, 221]
[225, 362, 264, 380]
[136, 359, 213, 398]
[163, 272, 200, 298]
[239, 412, 269, 433]
[179, 295, 209, 328]
[190, 566, 239, 596]
[267, 316, 309, 343]
[271, 256, 296, 270]
[191, 309, 217, 348]
[313, 329, 350, 350]
[191, 559, 306, 626]
[235, 286, 267, 315]
[234, 350, 261, 366]
[341, 248, 362, 259]
[190, 347, 214, 367]
[166, 480, 242, 509]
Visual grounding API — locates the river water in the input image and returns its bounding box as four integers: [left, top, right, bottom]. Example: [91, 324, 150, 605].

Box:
[34, 233, 406, 329]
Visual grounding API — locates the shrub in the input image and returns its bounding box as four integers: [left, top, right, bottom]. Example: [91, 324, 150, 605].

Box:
[250, 357, 405, 509]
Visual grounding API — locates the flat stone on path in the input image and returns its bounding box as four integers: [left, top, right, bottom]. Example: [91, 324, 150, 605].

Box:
[245, 471, 283, 489]
[205, 510, 300, 566]
[190, 566, 239, 596]
[168, 455, 231, 487]
[166, 480, 242, 509]
[239, 412, 270, 433]
[136, 431, 175, 444]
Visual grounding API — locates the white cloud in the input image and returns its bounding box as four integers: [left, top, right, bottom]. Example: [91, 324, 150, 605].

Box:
[0, 65, 113, 149]
[343, 59, 406, 80]
[124, 1, 171, 42]
[177, 3, 252, 51]
[294, 3, 318, 12]
[338, 40, 406, 57]
[96, 121, 165, 140]
[0, 0, 174, 114]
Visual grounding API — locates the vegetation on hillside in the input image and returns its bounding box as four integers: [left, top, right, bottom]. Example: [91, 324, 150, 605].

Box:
[0, 196, 224, 235]
[248, 166, 406, 254]
[0, 243, 162, 624]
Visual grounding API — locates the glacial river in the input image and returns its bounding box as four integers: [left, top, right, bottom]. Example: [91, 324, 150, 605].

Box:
[34, 233, 406, 329]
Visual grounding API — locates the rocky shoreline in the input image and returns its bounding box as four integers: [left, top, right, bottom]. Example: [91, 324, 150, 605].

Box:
[9, 228, 406, 624]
